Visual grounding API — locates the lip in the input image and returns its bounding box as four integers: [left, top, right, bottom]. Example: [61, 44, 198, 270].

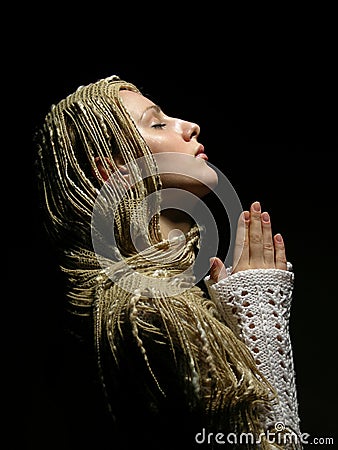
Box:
[195, 144, 208, 161]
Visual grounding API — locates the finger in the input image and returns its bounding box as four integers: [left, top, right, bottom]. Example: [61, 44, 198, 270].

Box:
[249, 201, 264, 267]
[210, 257, 228, 282]
[233, 211, 250, 270]
[274, 233, 287, 270]
[261, 211, 275, 267]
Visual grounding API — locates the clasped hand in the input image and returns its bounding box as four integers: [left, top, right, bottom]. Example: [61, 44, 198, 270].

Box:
[210, 201, 287, 282]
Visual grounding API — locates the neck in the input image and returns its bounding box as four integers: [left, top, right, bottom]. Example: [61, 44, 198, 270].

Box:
[159, 209, 193, 240]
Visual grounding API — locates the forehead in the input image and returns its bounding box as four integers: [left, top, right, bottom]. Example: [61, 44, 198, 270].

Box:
[119, 89, 155, 120]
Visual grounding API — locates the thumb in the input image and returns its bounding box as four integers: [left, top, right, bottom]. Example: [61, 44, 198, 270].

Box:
[209, 257, 227, 282]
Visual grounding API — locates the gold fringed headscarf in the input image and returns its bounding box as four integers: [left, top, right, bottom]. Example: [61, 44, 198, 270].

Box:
[35, 75, 276, 447]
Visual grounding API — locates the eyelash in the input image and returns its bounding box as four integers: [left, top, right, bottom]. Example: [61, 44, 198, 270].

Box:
[151, 123, 166, 129]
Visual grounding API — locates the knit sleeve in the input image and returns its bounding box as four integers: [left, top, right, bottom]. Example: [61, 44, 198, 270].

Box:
[204, 264, 302, 448]
[96, 278, 282, 449]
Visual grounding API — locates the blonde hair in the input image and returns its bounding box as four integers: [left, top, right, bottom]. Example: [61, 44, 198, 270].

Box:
[35, 75, 276, 446]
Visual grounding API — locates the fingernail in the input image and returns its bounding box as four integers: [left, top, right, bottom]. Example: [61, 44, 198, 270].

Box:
[209, 257, 216, 269]
[261, 212, 270, 223]
[275, 233, 283, 243]
[252, 201, 261, 212]
[243, 211, 250, 221]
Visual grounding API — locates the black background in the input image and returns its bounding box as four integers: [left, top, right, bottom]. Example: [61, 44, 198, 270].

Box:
[13, 18, 337, 449]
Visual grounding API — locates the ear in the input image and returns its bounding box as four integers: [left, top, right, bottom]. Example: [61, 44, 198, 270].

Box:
[94, 156, 130, 183]
[94, 156, 114, 181]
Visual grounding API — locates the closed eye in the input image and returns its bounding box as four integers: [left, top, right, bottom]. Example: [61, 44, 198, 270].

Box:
[151, 123, 166, 129]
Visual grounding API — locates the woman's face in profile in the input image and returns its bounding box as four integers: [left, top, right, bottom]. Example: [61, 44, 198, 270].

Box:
[119, 89, 218, 198]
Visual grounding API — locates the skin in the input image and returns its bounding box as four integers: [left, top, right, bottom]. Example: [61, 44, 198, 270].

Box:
[119, 90, 218, 194]
[119, 89, 287, 279]
[210, 202, 287, 281]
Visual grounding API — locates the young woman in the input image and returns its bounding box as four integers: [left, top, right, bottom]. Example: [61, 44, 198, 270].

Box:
[34, 75, 302, 449]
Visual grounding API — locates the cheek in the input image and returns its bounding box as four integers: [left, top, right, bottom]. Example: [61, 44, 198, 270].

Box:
[141, 133, 178, 155]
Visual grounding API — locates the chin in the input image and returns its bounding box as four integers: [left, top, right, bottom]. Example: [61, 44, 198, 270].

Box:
[155, 153, 218, 197]
[161, 166, 218, 199]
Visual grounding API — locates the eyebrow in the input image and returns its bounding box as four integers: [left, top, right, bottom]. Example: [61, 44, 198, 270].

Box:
[139, 104, 162, 122]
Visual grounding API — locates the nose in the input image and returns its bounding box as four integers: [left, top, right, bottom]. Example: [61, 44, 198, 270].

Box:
[182, 120, 200, 141]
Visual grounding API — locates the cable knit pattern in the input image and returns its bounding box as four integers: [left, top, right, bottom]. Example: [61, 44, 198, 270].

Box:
[205, 265, 302, 448]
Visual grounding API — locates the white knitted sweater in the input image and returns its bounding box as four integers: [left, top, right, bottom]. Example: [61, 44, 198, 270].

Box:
[205, 263, 302, 448]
